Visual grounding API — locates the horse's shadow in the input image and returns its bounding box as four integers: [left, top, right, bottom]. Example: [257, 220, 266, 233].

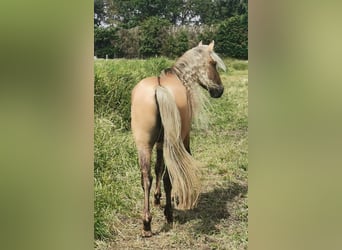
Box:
[168, 181, 248, 235]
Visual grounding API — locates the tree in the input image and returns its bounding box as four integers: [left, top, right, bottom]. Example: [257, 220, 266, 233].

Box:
[106, 0, 171, 28]
[215, 15, 248, 59]
[94, 26, 121, 58]
[139, 17, 171, 57]
[194, 0, 248, 24]
[93, 0, 249, 59]
[94, 0, 106, 26]
[161, 29, 189, 58]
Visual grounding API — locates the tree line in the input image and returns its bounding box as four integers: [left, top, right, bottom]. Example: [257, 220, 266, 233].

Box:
[94, 0, 248, 59]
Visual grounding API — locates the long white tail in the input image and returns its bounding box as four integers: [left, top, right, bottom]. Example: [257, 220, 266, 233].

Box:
[155, 86, 201, 210]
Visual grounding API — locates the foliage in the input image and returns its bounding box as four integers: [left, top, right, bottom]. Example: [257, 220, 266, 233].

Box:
[194, 0, 248, 25]
[94, 0, 106, 26]
[94, 0, 248, 60]
[94, 57, 172, 129]
[117, 28, 140, 58]
[100, 0, 248, 27]
[106, 0, 168, 28]
[197, 26, 218, 45]
[139, 17, 171, 58]
[94, 16, 248, 60]
[215, 15, 248, 59]
[161, 30, 189, 59]
[94, 26, 121, 58]
[173, 31, 189, 57]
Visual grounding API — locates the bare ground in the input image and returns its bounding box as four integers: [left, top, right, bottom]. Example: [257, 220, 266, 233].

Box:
[96, 171, 247, 249]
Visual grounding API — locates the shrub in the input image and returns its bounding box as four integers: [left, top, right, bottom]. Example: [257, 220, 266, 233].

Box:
[197, 26, 218, 45]
[162, 30, 189, 58]
[139, 17, 171, 57]
[94, 27, 121, 58]
[94, 20, 248, 60]
[117, 27, 140, 58]
[215, 15, 248, 59]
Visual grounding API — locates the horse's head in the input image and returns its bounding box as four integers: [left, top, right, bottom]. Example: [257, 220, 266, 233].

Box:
[197, 41, 226, 98]
[173, 41, 226, 98]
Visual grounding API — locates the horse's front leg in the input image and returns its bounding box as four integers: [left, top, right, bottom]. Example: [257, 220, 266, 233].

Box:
[139, 149, 153, 237]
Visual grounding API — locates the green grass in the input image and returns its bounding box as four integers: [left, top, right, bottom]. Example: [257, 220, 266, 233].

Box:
[94, 57, 248, 249]
[95, 57, 172, 129]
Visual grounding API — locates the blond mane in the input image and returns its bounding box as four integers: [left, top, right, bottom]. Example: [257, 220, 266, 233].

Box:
[169, 44, 226, 129]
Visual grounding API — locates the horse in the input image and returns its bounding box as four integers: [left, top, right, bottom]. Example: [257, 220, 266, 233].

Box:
[131, 41, 226, 237]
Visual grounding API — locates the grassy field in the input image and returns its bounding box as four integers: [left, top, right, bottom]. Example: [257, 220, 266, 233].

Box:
[94, 57, 248, 249]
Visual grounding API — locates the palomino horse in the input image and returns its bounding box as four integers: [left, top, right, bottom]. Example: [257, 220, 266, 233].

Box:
[131, 41, 226, 237]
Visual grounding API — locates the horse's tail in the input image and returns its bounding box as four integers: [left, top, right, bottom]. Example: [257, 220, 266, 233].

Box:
[155, 85, 201, 210]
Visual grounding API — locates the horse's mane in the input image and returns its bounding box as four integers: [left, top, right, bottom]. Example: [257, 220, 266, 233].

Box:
[173, 45, 226, 89]
[163, 45, 226, 129]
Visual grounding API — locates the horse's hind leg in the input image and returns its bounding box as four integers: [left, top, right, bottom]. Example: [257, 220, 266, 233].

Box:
[162, 133, 191, 223]
[154, 142, 164, 206]
[138, 148, 153, 237]
[163, 170, 173, 223]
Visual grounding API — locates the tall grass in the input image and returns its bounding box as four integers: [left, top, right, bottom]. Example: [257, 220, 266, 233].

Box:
[94, 57, 172, 130]
[94, 116, 138, 239]
[94, 57, 248, 244]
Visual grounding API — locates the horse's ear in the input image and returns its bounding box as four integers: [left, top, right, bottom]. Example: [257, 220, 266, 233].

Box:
[208, 40, 215, 51]
[198, 41, 203, 46]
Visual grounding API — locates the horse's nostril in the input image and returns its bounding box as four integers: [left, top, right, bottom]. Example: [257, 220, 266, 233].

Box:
[210, 87, 224, 98]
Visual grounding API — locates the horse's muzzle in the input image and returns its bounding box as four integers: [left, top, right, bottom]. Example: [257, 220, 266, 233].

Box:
[209, 86, 224, 98]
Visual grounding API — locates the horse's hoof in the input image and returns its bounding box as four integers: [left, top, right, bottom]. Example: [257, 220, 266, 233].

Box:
[166, 216, 173, 224]
[164, 208, 173, 223]
[153, 199, 161, 207]
[164, 212, 173, 223]
[141, 230, 153, 237]
[154, 194, 161, 206]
